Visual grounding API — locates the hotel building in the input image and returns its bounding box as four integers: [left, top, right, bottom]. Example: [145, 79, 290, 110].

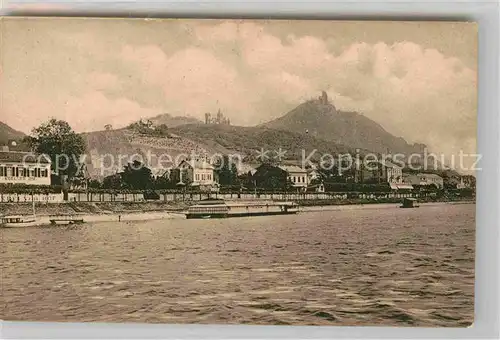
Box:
[0, 146, 51, 186]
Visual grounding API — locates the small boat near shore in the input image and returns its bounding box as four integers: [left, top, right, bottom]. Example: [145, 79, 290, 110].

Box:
[185, 199, 299, 219]
[1, 201, 39, 228]
[400, 198, 420, 208]
[1, 214, 39, 228]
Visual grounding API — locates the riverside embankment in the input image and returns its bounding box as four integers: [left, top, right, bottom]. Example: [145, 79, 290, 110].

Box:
[0, 201, 189, 216]
[296, 195, 474, 207]
[0, 201, 189, 225]
[0, 196, 475, 226]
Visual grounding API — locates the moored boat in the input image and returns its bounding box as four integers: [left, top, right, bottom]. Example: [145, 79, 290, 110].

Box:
[1, 201, 40, 228]
[185, 199, 230, 219]
[400, 198, 419, 208]
[48, 214, 85, 225]
[185, 199, 299, 219]
[1, 214, 40, 228]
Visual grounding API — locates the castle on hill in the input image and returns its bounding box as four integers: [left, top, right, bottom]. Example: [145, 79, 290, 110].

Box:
[318, 91, 329, 105]
[204, 109, 230, 125]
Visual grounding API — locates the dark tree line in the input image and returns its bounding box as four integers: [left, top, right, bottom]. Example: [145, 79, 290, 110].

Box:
[214, 155, 238, 186]
[97, 161, 161, 190]
[24, 119, 87, 187]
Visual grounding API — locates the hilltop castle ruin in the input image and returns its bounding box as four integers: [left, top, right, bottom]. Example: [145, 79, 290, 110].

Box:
[205, 109, 230, 125]
[318, 91, 329, 105]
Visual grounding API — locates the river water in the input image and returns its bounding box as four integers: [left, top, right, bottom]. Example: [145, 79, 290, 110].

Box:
[1, 203, 475, 326]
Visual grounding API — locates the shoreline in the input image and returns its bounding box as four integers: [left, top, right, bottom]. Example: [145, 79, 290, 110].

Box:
[0, 198, 475, 228]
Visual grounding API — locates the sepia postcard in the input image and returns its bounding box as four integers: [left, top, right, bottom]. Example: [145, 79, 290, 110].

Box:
[0, 17, 477, 326]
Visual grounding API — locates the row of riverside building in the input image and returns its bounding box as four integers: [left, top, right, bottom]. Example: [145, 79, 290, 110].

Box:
[0, 144, 52, 186]
[1, 142, 476, 193]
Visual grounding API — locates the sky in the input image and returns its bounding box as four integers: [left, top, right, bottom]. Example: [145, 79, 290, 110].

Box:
[1, 18, 477, 164]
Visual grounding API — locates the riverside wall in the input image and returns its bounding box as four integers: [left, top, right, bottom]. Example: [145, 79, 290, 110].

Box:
[0, 190, 472, 205]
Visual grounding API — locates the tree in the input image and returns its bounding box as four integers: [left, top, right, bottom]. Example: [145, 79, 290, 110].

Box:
[120, 160, 153, 190]
[154, 124, 169, 136]
[309, 177, 323, 186]
[238, 171, 254, 189]
[154, 175, 175, 189]
[71, 176, 87, 189]
[24, 119, 86, 183]
[317, 163, 343, 182]
[253, 164, 289, 190]
[88, 179, 102, 189]
[215, 155, 239, 186]
[102, 173, 122, 190]
[104, 124, 112, 131]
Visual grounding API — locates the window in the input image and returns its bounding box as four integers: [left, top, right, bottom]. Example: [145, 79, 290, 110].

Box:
[0, 166, 4, 177]
[293, 176, 296, 183]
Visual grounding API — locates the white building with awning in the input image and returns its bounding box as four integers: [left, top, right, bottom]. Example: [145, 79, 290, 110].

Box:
[390, 183, 414, 190]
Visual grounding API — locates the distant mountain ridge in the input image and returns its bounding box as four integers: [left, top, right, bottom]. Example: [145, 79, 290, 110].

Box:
[170, 123, 357, 161]
[261, 94, 426, 156]
[81, 123, 359, 178]
[0, 122, 25, 145]
[2, 97, 440, 181]
[148, 113, 202, 127]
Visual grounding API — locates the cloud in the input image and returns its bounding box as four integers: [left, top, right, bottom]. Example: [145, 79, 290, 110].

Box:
[63, 92, 157, 131]
[1, 19, 477, 169]
[6, 91, 156, 133]
[86, 72, 120, 91]
[194, 22, 477, 162]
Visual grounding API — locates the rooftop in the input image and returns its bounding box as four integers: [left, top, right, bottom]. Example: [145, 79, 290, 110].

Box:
[383, 160, 403, 169]
[416, 173, 443, 179]
[237, 163, 258, 175]
[0, 151, 51, 164]
[365, 159, 403, 169]
[179, 159, 214, 170]
[278, 165, 306, 173]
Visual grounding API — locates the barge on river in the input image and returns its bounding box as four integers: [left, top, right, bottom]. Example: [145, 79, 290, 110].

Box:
[49, 214, 85, 225]
[185, 199, 299, 219]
